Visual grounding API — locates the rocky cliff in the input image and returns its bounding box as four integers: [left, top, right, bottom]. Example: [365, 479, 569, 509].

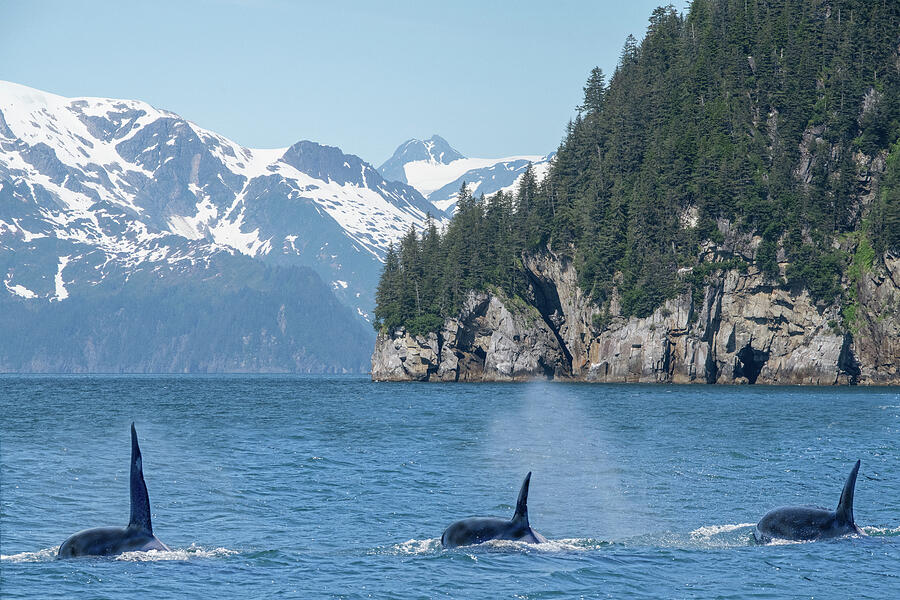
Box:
[371, 0, 900, 385]
[371, 291, 567, 382]
[371, 244, 900, 385]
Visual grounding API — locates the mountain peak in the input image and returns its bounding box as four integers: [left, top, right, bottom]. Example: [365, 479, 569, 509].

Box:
[0, 80, 64, 109]
[378, 135, 465, 184]
[377, 130, 552, 211]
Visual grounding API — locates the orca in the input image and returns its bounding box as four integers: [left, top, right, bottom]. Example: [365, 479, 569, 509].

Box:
[441, 472, 548, 548]
[754, 459, 865, 544]
[58, 423, 170, 558]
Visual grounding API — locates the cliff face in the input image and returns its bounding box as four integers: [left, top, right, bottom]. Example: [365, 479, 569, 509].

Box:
[372, 247, 900, 385]
[370, 0, 900, 385]
[854, 255, 900, 384]
[372, 292, 568, 382]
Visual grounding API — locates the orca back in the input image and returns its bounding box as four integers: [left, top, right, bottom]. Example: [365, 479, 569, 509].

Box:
[58, 526, 167, 558]
[440, 472, 545, 548]
[755, 460, 864, 543]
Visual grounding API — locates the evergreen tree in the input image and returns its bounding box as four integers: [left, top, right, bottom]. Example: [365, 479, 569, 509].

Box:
[578, 67, 606, 117]
[373, 243, 402, 331]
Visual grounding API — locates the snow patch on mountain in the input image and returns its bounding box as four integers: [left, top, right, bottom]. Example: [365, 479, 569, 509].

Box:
[402, 155, 544, 197]
[4, 276, 37, 298]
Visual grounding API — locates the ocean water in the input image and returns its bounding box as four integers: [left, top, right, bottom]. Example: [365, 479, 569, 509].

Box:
[1, 376, 898, 599]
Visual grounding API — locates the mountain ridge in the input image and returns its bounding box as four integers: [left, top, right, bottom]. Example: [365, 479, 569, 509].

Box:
[0, 80, 449, 372]
[0, 80, 446, 319]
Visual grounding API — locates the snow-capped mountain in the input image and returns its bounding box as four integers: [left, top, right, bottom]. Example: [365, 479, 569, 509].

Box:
[0, 81, 445, 318]
[377, 134, 464, 186]
[378, 135, 553, 213]
[0, 81, 446, 372]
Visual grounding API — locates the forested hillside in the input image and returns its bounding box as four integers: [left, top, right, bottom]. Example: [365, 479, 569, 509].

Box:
[374, 0, 900, 337]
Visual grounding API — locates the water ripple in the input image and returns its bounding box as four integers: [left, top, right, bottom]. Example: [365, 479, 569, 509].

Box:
[2, 376, 898, 599]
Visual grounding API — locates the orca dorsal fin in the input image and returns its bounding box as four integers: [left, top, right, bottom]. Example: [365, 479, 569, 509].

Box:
[128, 423, 153, 533]
[835, 459, 860, 526]
[512, 472, 532, 525]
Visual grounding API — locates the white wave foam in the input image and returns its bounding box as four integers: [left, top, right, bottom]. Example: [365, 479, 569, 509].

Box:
[758, 530, 875, 545]
[765, 537, 808, 545]
[862, 525, 900, 536]
[115, 544, 237, 561]
[389, 538, 443, 555]
[1, 546, 60, 562]
[385, 537, 606, 556]
[690, 523, 755, 539]
[476, 538, 604, 553]
[1, 544, 237, 563]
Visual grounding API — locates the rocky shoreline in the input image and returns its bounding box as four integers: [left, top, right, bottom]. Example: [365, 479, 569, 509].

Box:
[371, 246, 900, 385]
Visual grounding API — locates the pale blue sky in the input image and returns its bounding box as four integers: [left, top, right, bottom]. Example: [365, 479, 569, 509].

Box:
[3, 0, 672, 164]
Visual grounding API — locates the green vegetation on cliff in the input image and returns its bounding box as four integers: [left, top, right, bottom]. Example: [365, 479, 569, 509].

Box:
[375, 0, 900, 334]
[375, 190, 530, 335]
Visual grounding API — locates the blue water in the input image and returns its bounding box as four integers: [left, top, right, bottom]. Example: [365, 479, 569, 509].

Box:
[1, 376, 898, 599]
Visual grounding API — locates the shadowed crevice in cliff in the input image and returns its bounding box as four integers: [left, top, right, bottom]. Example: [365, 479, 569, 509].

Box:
[538, 357, 556, 380]
[455, 346, 486, 381]
[838, 333, 861, 385]
[735, 344, 769, 384]
[451, 295, 491, 380]
[523, 264, 573, 377]
[702, 281, 725, 384]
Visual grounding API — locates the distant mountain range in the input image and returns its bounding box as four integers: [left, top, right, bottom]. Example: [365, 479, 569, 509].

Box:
[0, 81, 449, 372]
[378, 135, 553, 213]
[0, 82, 551, 372]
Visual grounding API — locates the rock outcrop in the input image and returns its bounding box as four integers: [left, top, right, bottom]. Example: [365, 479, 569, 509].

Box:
[853, 253, 900, 384]
[372, 291, 567, 382]
[371, 247, 900, 385]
